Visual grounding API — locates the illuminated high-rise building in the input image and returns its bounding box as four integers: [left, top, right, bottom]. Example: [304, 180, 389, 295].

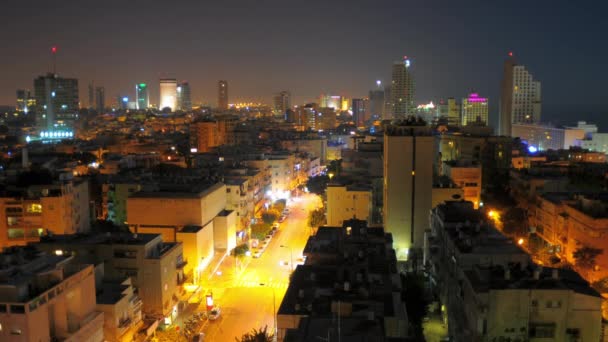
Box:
[273, 90, 291, 116]
[390, 56, 415, 118]
[176, 81, 192, 111]
[351, 98, 369, 127]
[369, 80, 385, 120]
[218, 80, 229, 110]
[95, 86, 105, 113]
[499, 53, 541, 136]
[136, 83, 149, 110]
[384, 123, 434, 260]
[34, 73, 79, 131]
[16, 89, 35, 114]
[159, 78, 177, 111]
[319, 94, 341, 110]
[461, 93, 489, 126]
[88, 82, 95, 110]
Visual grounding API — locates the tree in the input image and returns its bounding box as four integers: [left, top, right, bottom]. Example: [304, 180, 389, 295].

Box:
[306, 175, 329, 196]
[236, 325, 274, 342]
[272, 199, 286, 214]
[502, 207, 527, 236]
[251, 223, 271, 240]
[232, 243, 250, 257]
[261, 209, 280, 225]
[308, 208, 325, 228]
[573, 246, 603, 270]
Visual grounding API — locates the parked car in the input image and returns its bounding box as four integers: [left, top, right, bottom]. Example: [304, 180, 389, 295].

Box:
[272, 222, 280, 229]
[208, 307, 221, 321]
[192, 332, 205, 342]
[253, 250, 262, 258]
[278, 216, 286, 223]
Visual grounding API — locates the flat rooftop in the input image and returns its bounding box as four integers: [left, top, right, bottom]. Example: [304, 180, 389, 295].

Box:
[37, 232, 159, 246]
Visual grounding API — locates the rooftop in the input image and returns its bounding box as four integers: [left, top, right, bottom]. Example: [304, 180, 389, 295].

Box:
[38, 232, 159, 246]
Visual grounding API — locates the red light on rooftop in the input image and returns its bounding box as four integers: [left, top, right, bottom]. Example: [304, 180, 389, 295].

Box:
[51, 46, 57, 53]
[508, 51, 513, 57]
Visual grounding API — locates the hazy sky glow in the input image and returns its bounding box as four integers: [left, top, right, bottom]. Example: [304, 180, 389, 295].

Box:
[1, 0, 607, 122]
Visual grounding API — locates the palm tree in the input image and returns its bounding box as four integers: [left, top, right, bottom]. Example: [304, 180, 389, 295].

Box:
[236, 325, 274, 342]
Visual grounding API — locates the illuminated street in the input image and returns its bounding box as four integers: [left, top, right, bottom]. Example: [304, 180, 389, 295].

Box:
[197, 193, 322, 341]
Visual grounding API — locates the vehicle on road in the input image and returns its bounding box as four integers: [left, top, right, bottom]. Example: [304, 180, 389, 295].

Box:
[253, 250, 262, 258]
[272, 222, 279, 229]
[192, 332, 205, 342]
[278, 216, 286, 223]
[208, 307, 221, 321]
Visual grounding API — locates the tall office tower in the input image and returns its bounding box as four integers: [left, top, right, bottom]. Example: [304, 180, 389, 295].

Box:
[88, 82, 95, 109]
[390, 56, 415, 119]
[117, 96, 129, 110]
[351, 98, 369, 127]
[319, 94, 342, 110]
[176, 81, 192, 111]
[16, 89, 33, 113]
[273, 90, 291, 116]
[136, 83, 149, 110]
[499, 53, 541, 136]
[383, 123, 434, 260]
[461, 93, 489, 126]
[218, 80, 229, 110]
[34, 73, 79, 131]
[159, 78, 177, 111]
[95, 86, 105, 113]
[369, 80, 385, 120]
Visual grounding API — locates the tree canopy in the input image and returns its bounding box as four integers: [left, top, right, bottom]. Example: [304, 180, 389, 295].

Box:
[236, 325, 274, 342]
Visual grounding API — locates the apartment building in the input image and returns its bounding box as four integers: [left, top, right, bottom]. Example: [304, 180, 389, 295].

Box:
[35, 233, 184, 320]
[325, 183, 372, 226]
[280, 220, 408, 340]
[0, 247, 104, 342]
[0, 178, 90, 248]
[96, 277, 143, 342]
[442, 160, 482, 208]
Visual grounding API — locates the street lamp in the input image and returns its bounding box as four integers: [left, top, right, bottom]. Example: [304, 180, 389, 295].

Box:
[260, 283, 278, 342]
[280, 245, 294, 272]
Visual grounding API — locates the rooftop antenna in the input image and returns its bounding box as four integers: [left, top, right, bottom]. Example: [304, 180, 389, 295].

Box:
[51, 46, 58, 74]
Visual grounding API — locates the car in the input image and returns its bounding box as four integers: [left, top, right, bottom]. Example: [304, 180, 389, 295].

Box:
[272, 223, 280, 229]
[278, 216, 286, 223]
[208, 307, 221, 321]
[253, 251, 262, 258]
[192, 333, 205, 342]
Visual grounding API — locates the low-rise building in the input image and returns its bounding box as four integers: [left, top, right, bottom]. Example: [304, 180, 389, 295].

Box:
[0, 247, 104, 342]
[325, 183, 372, 226]
[442, 160, 482, 208]
[0, 178, 90, 248]
[35, 232, 185, 320]
[96, 277, 143, 342]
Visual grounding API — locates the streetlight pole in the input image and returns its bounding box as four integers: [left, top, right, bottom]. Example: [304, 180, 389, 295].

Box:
[260, 283, 278, 342]
[280, 245, 294, 272]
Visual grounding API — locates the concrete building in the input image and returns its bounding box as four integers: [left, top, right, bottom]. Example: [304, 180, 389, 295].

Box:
[351, 98, 369, 127]
[273, 91, 291, 116]
[578, 132, 608, 154]
[95, 86, 105, 113]
[280, 220, 408, 340]
[190, 120, 220, 153]
[267, 153, 296, 196]
[325, 183, 372, 226]
[278, 136, 327, 163]
[368, 81, 385, 119]
[461, 93, 488, 126]
[102, 182, 141, 226]
[96, 277, 143, 342]
[442, 160, 482, 208]
[225, 178, 253, 233]
[33, 73, 79, 134]
[36, 233, 185, 320]
[218, 80, 228, 110]
[499, 55, 542, 136]
[0, 179, 91, 248]
[159, 78, 177, 111]
[383, 123, 434, 260]
[390, 57, 415, 118]
[512, 123, 585, 151]
[0, 247, 104, 342]
[126, 183, 236, 274]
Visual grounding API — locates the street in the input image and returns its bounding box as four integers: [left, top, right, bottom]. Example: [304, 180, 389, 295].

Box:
[197, 193, 321, 341]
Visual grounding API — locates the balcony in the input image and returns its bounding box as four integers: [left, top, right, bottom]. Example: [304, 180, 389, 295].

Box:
[176, 258, 188, 269]
[61, 311, 104, 342]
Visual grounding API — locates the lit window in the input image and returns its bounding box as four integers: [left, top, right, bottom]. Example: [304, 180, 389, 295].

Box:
[26, 204, 42, 213]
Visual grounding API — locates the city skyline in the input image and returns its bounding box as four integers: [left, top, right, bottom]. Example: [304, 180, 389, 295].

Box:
[1, 1, 607, 122]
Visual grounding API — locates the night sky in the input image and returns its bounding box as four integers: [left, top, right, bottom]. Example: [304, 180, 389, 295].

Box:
[1, 0, 607, 125]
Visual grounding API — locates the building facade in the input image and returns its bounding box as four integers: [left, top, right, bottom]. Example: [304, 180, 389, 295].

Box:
[390, 57, 415, 118]
[159, 78, 177, 111]
[461, 93, 488, 126]
[218, 80, 228, 110]
[176, 81, 191, 111]
[135, 83, 149, 110]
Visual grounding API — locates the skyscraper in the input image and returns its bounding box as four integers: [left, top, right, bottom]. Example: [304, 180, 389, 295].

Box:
[273, 90, 291, 116]
[499, 54, 541, 136]
[461, 93, 489, 126]
[319, 94, 341, 110]
[95, 86, 105, 113]
[176, 81, 192, 111]
[34, 73, 79, 131]
[351, 98, 369, 127]
[159, 78, 177, 111]
[369, 80, 385, 120]
[16, 89, 34, 114]
[88, 82, 95, 110]
[390, 56, 415, 118]
[218, 80, 228, 110]
[383, 123, 434, 260]
[136, 83, 149, 110]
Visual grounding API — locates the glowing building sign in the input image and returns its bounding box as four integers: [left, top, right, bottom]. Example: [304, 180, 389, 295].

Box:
[467, 93, 487, 103]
